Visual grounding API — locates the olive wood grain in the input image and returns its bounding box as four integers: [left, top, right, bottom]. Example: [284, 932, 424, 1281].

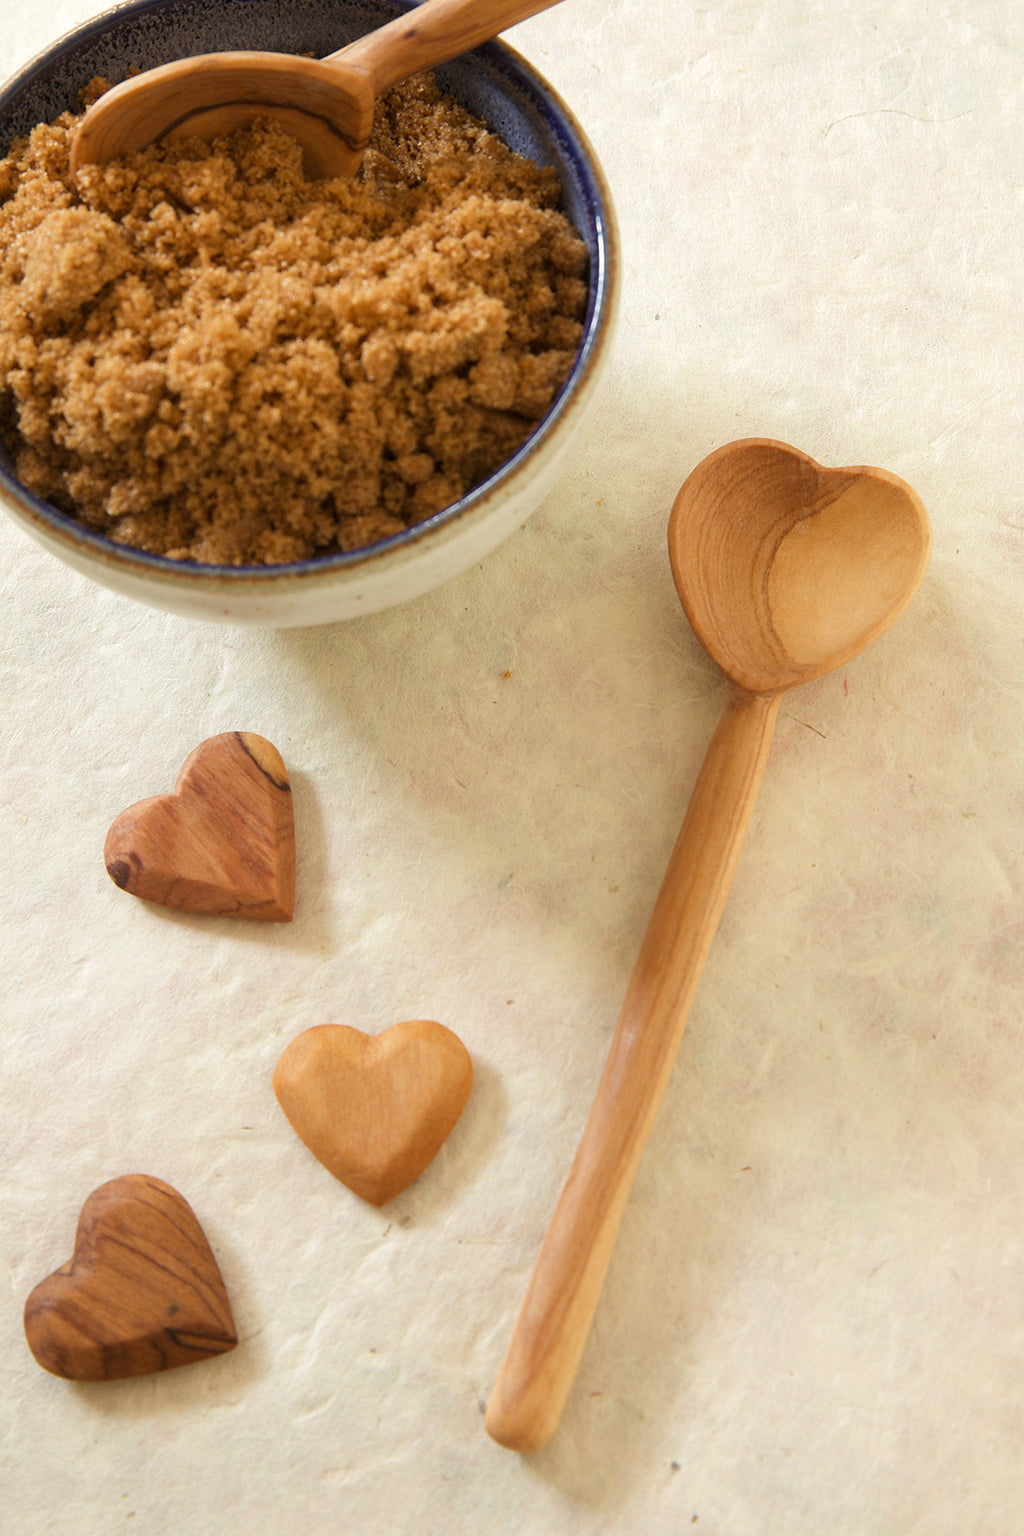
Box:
[273, 1021, 473, 1205]
[485, 440, 931, 1451]
[24, 1175, 237, 1380]
[104, 731, 295, 921]
[71, 0, 564, 177]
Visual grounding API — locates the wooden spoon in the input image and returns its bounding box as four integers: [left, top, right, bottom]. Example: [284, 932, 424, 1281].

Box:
[70, 0, 563, 178]
[485, 438, 931, 1451]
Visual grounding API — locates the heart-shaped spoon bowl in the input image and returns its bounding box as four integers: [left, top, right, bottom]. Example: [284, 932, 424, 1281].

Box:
[0, 0, 617, 627]
[670, 438, 932, 694]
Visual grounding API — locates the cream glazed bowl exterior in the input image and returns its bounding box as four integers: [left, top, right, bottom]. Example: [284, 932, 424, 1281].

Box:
[0, 0, 618, 626]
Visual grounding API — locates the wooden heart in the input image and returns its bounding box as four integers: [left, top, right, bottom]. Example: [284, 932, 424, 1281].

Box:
[24, 1175, 238, 1381]
[273, 1022, 474, 1206]
[104, 731, 295, 921]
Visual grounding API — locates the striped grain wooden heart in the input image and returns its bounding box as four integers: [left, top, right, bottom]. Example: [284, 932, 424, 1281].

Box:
[104, 732, 294, 921]
[24, 1175, 237, 1381]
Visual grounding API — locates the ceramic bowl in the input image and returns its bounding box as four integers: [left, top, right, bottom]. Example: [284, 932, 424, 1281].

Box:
[0, 0, 617, 626]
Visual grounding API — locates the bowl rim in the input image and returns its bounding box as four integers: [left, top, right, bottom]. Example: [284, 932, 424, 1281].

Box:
[0, 0, 619, 591]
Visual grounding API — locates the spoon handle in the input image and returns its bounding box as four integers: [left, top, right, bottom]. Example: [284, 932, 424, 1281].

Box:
[485, 688, 782, 1452]
[328, 0, 564, 92]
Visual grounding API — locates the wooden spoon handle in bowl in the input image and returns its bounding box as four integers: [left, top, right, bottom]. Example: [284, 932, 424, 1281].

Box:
[330, 0, 565, 92]
[485, 688, 782, 1452]
[71, 0, 564, 175]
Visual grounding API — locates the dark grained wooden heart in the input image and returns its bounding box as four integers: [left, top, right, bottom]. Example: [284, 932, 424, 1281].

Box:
[104, 732, 295, 921]
[24, 1175, 238, 1381]
[273, 1021, 474, 1206]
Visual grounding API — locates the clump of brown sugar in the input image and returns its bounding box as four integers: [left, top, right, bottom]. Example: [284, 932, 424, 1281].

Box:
[0, 75, 588, 564]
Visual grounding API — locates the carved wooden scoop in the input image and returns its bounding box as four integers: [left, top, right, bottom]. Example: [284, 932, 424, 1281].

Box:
[485, 438, 931, 1451]
[71, 0, 563, 178]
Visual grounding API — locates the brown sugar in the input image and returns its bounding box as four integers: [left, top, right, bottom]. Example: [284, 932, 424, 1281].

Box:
[0, 75, 588, 564]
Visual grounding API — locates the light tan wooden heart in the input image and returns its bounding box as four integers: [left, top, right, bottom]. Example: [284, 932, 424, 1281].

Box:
[104, 731, 295, 921]
[23, 1175, 237, 1381]
[273, 1022, 473, 1206]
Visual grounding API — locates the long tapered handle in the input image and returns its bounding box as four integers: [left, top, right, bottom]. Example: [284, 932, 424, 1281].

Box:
[330, 0, 563, 91]
[485, 688, 782, 1452]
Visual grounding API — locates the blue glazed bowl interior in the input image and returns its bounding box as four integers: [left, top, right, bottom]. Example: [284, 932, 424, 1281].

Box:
[0, 0, 613, 581]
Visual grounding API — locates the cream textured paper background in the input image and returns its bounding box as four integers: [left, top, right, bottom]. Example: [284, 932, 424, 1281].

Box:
[3, 2, 1024, 1531]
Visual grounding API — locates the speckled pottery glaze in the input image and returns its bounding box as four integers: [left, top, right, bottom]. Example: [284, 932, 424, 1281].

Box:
[0, 0, 618, 626]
